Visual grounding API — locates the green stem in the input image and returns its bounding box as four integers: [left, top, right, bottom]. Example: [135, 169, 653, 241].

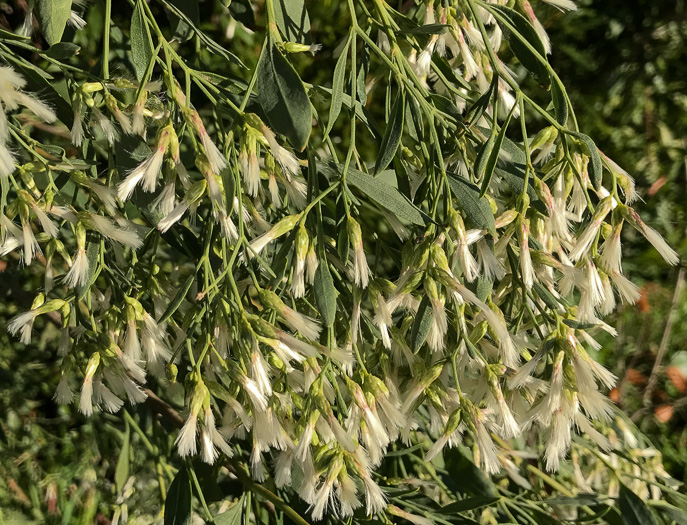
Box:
[103, 0, 112, 79]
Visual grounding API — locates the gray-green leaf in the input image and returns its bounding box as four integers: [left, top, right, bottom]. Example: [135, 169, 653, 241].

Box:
[130, 0, 154, 81]
[619, 484, 658, 525]
[569, 131, 603, 190]
[324, 36, 350, 138]
[346, 167, 426, 226]
[215, 497, 245, 525]
[488, 4, 550, 87]
[447, 174, 496, 236]
[45, 42, 80, 60]
[273, 0, 311, 44]
[374, 88, 405, 174]
[257, 38, 312, 151]
[411, 295, 434, 352]
[115, 423, 130, 493]
[37, 0, 72, 46]
[314, 262, 337, 328]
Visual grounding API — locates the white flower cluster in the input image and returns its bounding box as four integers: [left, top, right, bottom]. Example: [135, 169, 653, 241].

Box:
[0, 0, 680, 520]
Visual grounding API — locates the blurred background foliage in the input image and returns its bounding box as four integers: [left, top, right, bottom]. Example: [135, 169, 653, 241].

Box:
[0, 0, 686, 521]
[541, 0, 687, 481]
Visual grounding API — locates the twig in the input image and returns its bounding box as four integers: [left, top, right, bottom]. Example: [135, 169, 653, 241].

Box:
[643, 266, 685, 408]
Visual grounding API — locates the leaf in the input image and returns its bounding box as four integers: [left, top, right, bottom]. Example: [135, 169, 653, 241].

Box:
[465, 80, 495, 126]
[161, 0, 244, 66]
[439, 496, 500, 514]
[164, 468, 192, 525]
[36, 0, 72, 45]
[648, 501, 687, 525]
[551, 76, 568, 127]
[44, 42, 80, 60]
[533, 282, 563, 310]
[314, 85, 381, 139]
[273, 0, 311, 44]
[447, 174, 496, 236]
[115, 422, 130, 493]
[337, 220, 349, 264]
[215, 497, 245, 525]
[569, 131, 603, 190]
[476, 276, 493, 302]
[481, 100, 517, 197]
[324, 36, 350, 138]
[158, 273, 195, 324]
[398, 23, 451, 35]
[562, 319, 598, 330]
[314, 262, 337, 328]
[444, 446, 497, 497]
[544, 495, 602, 506]
[345, 167, 426, 226]
[488, 4, 550, 87]
[619, 484, 658, 525]
[165, 0, 199, 41]
[228, 0, 255, 26]
[257, 38, 312, 151]
[410, 295, 434, 352]
[375, 89, 405, 174]
[130, 0, 154, 81]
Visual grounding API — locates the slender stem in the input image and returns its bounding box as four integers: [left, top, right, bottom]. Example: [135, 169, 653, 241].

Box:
[189, 467, 215, 523]
[103, 0, 112, 79]
[643, 266, 685, 407]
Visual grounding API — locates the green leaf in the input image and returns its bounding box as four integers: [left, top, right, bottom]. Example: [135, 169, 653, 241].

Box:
[337, 221, 349, 264]
[562, 319, 598, 330]
[324, 36, 350, 138]
[398, 23, 451, 35]
[569, 131, 603, 190]
[158, 273, 195, 324]
[130, 0, 154, 81]
[215, 497, 245, 525]
[273, 0, 311, 44]
[544, 495, 602, 506]
[314, 262, 337, 328]
[487, 4, 550, 87]
[375, 89, 405, 174]
[164, 468, 192, 525]
[115, 422, 130, 493]
[619, 484, 658, 525]
[44, 42, 80, 60]
[165, 0, 199, 42]
[313, 85, 381, 138]
[410, 295, 434, 352]
[229, 0, 255, 26]
[36, 0, 72, 45]
[344, 166, 426, 226]
[439, 496, 500, 514]
[535, 282, 566, 309]
[257, 38, 312, 151]
[447, 174, 496, 236]
[648, 501, 687, 525]
[481, 100, 517, 197]
[161, 0, 244, 66]
[551, 76, 568, 126]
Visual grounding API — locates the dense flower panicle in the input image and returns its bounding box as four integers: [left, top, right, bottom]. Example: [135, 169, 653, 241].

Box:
[0, 4, 681, 520]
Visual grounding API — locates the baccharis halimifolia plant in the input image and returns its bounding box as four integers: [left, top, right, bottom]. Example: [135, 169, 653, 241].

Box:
[0, 0, 683, 523]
